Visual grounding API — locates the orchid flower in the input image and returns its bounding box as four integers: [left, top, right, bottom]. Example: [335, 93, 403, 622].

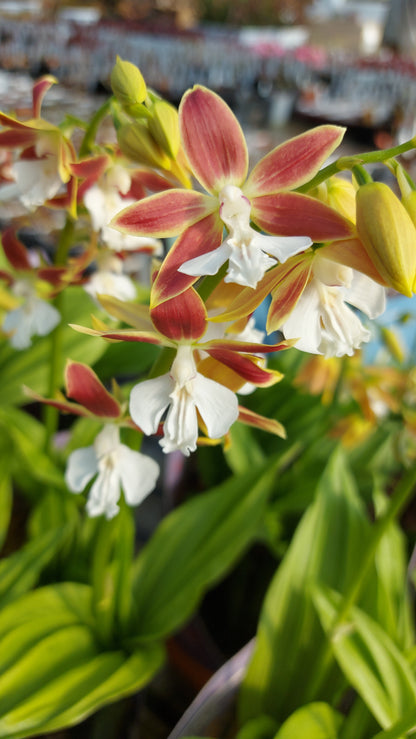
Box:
[27, 360, 160, 518]
[280, 254, 386, 358]
[0, 228, 68, 349]
[65, 424, 159, 519]
[72, 286, 288, 453]
[0, 76, 78, 214]
[81, 161, 163, 254]
[112, 85, 354, 303]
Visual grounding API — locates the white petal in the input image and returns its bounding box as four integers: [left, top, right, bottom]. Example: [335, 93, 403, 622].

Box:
[347, 271, 386, 319]
[252, 233, 312, 263]
[13, 159, 62, 209]
[3, 307, 33, 349]
[84, 185, 108, 231]
[30, 298, 61, 337]
[161, 385, 199, 456]
[320, 300, 370, 357]
[65, 446, 98, 492]
[94, 425, 120, 457]
[192, 373, 239, 439]
[225, 241, 276, 288]
[117, 445, 159, 505]
[85, 271, 137, 303]
[178, 242, 232, 276]
[281, 282, 323, 354]
[129, 374, 172, 435]
[86, 466, 121, 519]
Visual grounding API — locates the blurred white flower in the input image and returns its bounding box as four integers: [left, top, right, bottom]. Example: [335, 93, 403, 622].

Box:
[3, 280, 60, 349]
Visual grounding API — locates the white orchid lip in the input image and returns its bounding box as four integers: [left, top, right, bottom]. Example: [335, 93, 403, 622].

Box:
[129, 344, 239, 456]
[179, 184, 312, 289]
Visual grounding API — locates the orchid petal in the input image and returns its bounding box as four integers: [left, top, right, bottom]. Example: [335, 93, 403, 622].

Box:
[65, 360, 121, 418]
[1, 228, 32, 271]
[151, 287, 207, 342]
[129, 374, 172, 434]
[192, 372, 239, 438]
[180, 85, 248, 194]
[345, 271, 386, 319]
[30, 299, 61, 337]
[238, 406, 286, 438]
[206, 348, 282, 386]
[33, 75, 57, 118]
[245, 125, 345, 196]
[117, 445, 159, 505]
[65, 446, 97, 492]
[320, 238, 386, 285]
[87, 467, 120, 519]
[267, 256, 314, 332]
[179, 242, 232, 277]
[251, 192, 354, 242]
[161, 386, 199, 455]
[111, 189, 214, 237]
[151, 212, 223, 305]
[253, 233, 312, 262]
[281, 282, 323, 354]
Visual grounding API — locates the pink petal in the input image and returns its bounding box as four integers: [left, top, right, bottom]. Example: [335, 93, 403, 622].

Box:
[238, 406, 286, 438]
[33, 75, 57, 118]
[69, 323, 166, 345]
[111, 189, 214, 237]
[1, 228, 32, 271]
[267, 256, 314, 333]
[179, 85, 248, 194]
[206, 348, 282, 386]
[0, 129, 38, 148]
[129, 168, 178, 194]
[245, 125, 345, 195]
[151, 212, 223, 305]
[151, 287, 207, 342]
[251, 192, 354, 242]
[213, 266, 284, 323]
[24, 387, 91, 418]
[65, 360, 121, 417]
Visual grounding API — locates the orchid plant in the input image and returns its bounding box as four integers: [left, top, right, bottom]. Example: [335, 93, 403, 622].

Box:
[0, 59, 416, 739]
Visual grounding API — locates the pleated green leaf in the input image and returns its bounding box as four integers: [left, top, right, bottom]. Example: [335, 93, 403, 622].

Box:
[0, 465, 12, 552]
[314, 586, 416, 731]
[274, 702, 342, 739]
[0, 583, 164, 738]
[0, 526, 68, 608]
[128, 457, 280, 642]
[239, 448, 370, 723]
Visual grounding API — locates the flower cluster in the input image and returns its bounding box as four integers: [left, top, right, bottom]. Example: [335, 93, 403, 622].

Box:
[1, 58, 416, 519]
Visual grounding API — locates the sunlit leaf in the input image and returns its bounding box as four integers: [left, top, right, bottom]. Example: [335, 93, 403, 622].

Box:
[274, 702, 342, 739]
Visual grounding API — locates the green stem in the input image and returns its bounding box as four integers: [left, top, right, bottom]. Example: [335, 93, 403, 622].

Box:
[352, 164, 373, 186]
[92, 516, 117, 645]
[370, 707, 416, 739]
[305, 463, 416, 701]
[79, 98, 112, 158]
[297, 137, 416, 193]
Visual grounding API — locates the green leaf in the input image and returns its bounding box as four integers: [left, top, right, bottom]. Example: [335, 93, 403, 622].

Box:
[274, 702, 342, 739]
[0, 467, 12, 552]
[239, 447, 370, 723]
[0, 583, 164, 738]
[225, 422, 266, 475]
[127, 457, 280, 642]
[0, 407, 64, 492]
[314, 586, 416, 730]
[0, 526, 68, 607]
[0, 287, 107, 406]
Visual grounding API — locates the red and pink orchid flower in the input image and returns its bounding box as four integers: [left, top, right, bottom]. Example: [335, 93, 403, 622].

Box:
[72, 286, 288, 454]
[0, 76, 79, 215]
[112, 85, 354, 304]
[27, 360, 159, 519]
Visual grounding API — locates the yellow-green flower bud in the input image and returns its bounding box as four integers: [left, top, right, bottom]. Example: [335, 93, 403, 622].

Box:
[117, 122, 171, 170]
[356, 181, 416, 297]
[311, 175, 356, 222]
[148, 100, 180, 159]
[401, 191, 416, 292]
[110, 57, 147, 108]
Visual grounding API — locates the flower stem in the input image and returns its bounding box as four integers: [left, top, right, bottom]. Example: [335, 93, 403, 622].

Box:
[297, 137, 416, 193]
[79, 99, 112, 158]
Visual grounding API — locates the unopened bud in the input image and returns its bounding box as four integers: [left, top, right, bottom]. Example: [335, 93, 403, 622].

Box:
[117, 122, 171, 170]
[110, 57, 147, 108]
[356, 182, 416, 297]
[311, 175, 356, 222]
[148, 100, 180, 159]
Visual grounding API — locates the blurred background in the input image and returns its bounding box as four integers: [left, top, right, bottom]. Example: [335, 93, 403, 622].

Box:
[0, 0, 416, 155]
